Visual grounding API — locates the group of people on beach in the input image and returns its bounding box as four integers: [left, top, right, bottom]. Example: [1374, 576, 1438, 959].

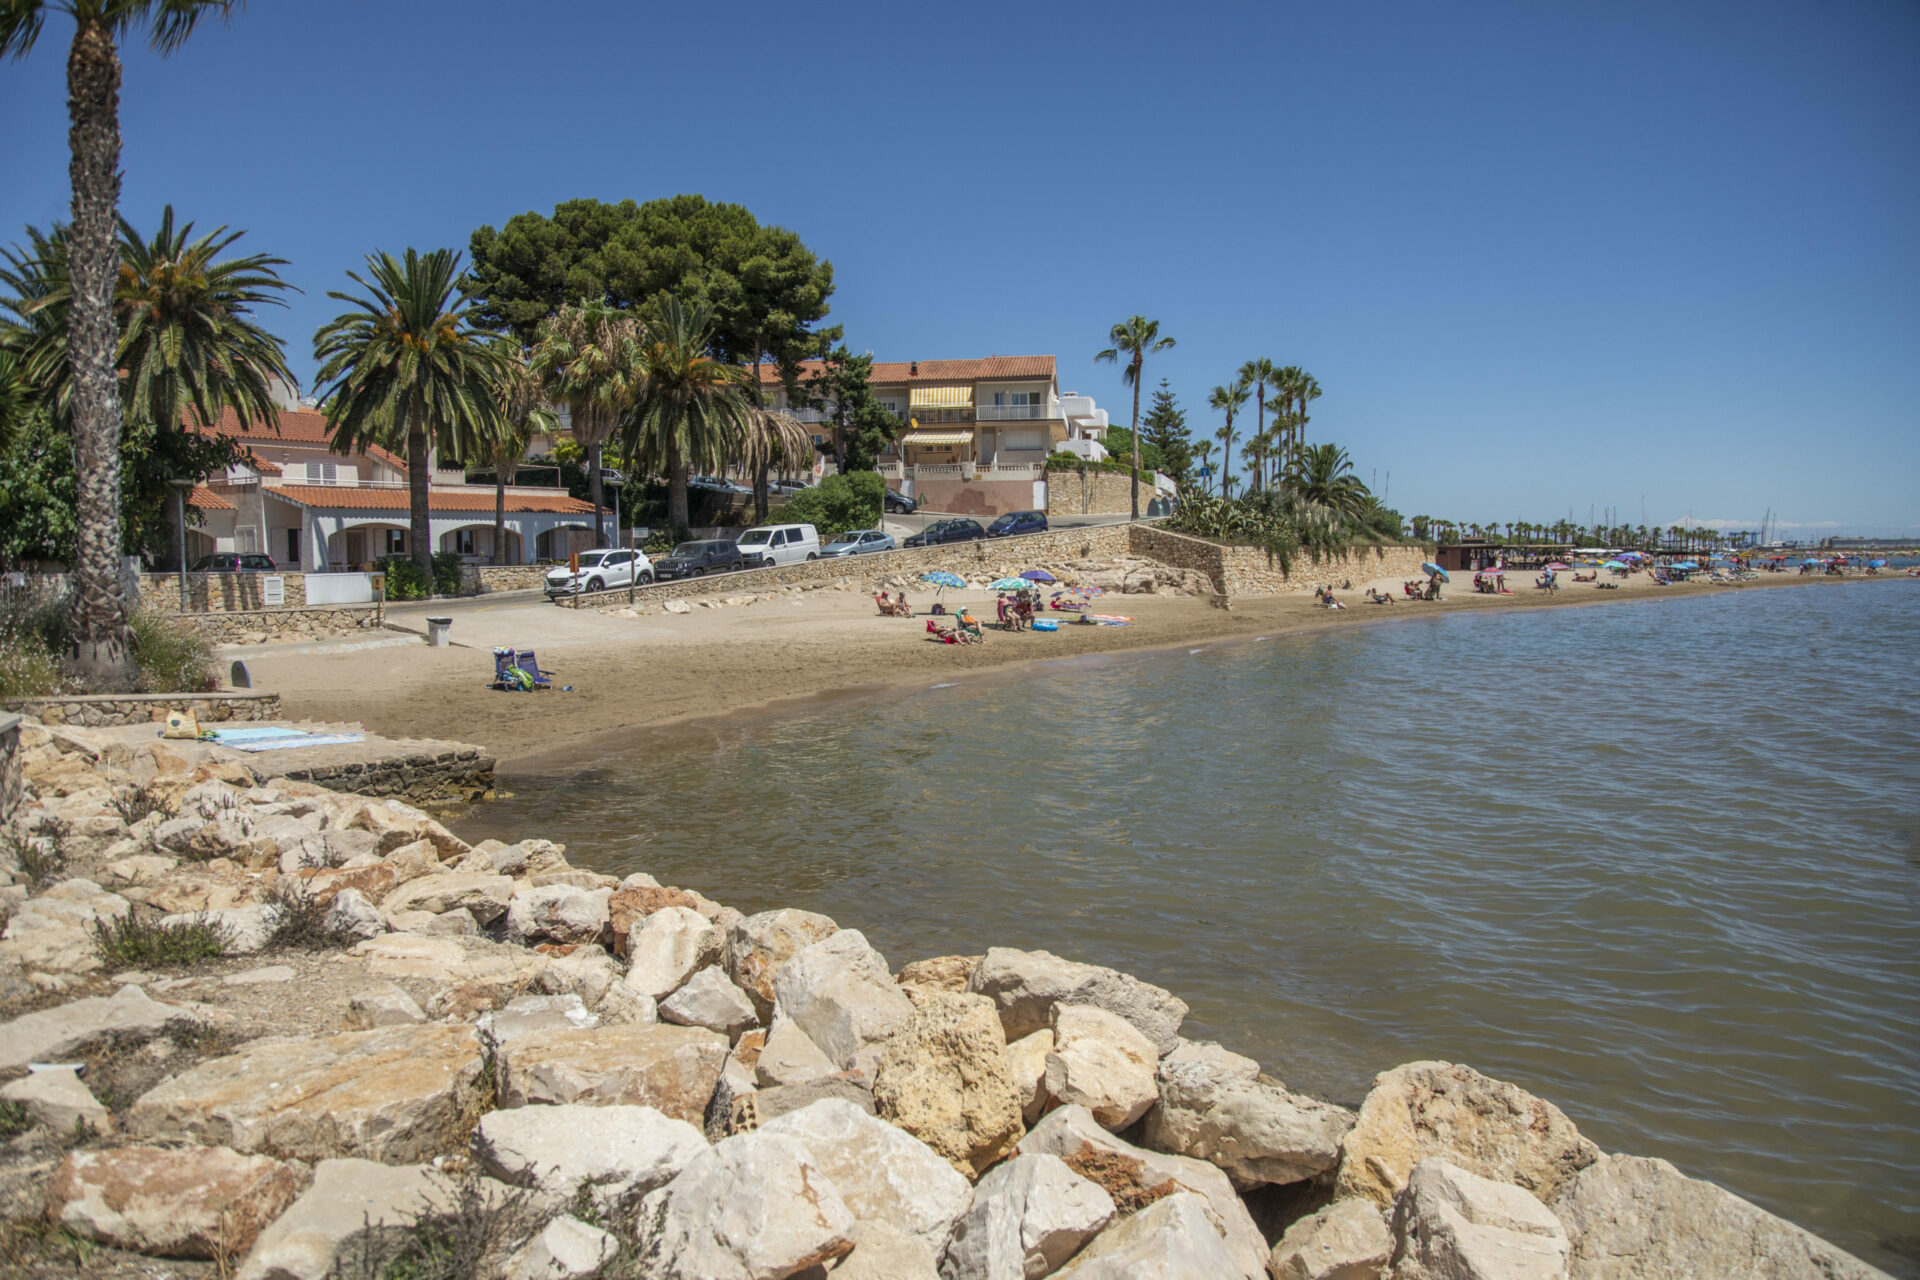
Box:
[996, 591, 1038, 631]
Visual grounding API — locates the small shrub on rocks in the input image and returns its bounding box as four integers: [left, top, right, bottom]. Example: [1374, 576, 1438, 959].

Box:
[325, 1174, 544, 1280]
[264, 882, 357, 950]
[0, 1099, 27, 1140]
[6, 829, 66, 888]
[128, 607, 219, 693]
[92, 912, 233, 968]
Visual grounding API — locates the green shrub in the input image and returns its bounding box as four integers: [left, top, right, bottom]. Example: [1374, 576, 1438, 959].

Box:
[1044, 451, 1153, 480]
[0, 1100, 26, 1140]
[263, 882, 356, 951]
[642, 524, 691, 554]
[377, 552, 464, 600]
[776, 471, 884, 540]
[92, 912, 233, 968]
[0, 639, 60, 698]
[129, 607, 218, 693]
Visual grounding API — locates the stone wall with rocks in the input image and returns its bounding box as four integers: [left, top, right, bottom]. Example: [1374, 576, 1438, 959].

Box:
[142, 571, 310, 611]
[1046, 469, 1156, 516]
[0, 724, 1891, 1280]
[1127, 525, 1435, 596]
[3, 691, 282, 728]
[272, 743, 494, 805]
[564, 523, 1142, 612]
[476, 565, 550, 593]
[177, 605, 388, 645]
[0, 714, 17, 822]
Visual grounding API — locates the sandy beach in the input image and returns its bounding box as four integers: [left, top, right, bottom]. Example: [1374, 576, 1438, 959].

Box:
[244, 567, 1868, 773]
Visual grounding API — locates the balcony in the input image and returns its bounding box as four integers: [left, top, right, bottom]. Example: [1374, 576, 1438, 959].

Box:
[779, 405, 832, 423]
[976, 401, 1060, 422]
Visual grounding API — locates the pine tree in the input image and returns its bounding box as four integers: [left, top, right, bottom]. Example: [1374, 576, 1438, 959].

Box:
[1139, 378, 1194, 487]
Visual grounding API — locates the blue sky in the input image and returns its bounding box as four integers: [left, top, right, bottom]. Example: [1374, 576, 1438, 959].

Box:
[3, 0, 1915, 536]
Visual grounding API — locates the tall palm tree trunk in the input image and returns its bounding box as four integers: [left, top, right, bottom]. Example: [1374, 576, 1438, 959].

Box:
[1128, 356, 1143, 520]
[66, 17, 135, 687]
[407, 423, 433, 582]
[493, 476, 507, 566]
[666, 440, 690, 533]
[587, 441, 605, 548]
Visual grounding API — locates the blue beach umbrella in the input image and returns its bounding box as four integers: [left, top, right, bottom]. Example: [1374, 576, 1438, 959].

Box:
[988, 577, 1031, 591]
[1420, 562, 1450, 581]
[1602, 560, 1630, 570]
[1670, 561, 1699, 571]
[1868, 559, 1888, 568]
[920, 571, 965, 588]
[1020, 569, 1058, 583]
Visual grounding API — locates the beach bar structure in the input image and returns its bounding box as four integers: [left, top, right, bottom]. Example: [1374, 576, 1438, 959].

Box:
[1434, 540, 1575, 572]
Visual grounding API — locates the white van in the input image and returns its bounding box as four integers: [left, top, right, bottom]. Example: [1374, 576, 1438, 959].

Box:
[736, 523, 821, 568]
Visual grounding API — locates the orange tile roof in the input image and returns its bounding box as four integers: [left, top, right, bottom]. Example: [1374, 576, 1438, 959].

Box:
[186, 485, 233, 511]
[266, 484, 596, 515]
[187, 406, 409, 473]
[758, 355, 1056, 386]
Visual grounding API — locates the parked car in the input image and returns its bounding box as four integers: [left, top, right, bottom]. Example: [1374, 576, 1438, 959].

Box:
[902, 518, 987, 548]
[187, 553, 277, 573]
[544, 548, 652, 597]
[770, 479, 815, 496]
[652, 539, 746, 579]
[987, 510, 1048, 538]
[819, 529, 897, 558]
[689, 474, 752, 496]
[883, 488, 917, 514]
[736, 523, 821, 568]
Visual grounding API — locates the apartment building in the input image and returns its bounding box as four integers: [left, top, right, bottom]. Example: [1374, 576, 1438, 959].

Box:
[181, 406, 600, 569]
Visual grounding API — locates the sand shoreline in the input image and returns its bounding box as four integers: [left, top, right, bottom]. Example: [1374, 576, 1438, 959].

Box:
[250, 569, 1898, 777]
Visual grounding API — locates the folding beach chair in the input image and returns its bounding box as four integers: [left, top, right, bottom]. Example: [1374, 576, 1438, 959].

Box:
[491, 647, 522, 691]
[515, 650, 555, 690]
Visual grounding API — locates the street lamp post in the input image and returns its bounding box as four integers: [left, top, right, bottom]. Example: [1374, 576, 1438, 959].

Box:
[168, 478, 194, 611]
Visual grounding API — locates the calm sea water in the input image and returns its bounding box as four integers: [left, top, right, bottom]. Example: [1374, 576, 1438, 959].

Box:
[460, 580, 1920, 1274]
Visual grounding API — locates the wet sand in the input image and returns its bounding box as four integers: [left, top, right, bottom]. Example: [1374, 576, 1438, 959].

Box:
[245, 568, 1866, 772]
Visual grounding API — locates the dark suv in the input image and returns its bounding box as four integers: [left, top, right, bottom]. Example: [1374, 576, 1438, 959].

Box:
[987, 510, 1048, 538]
[903, 518, 987, 548]
[652, 540, 745, 580]
[187, 553, 277, 572]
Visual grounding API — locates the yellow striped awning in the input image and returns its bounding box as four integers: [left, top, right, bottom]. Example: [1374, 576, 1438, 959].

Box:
[901, 429, 975, 446]
[909, 385, 973, 409]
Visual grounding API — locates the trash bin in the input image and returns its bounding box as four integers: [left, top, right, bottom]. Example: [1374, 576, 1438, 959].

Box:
[425, 616, 452, 647]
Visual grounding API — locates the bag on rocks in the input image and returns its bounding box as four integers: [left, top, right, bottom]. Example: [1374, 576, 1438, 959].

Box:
[161, 709, 201, 740]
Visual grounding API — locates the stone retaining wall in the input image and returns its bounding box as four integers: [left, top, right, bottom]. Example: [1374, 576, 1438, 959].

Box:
[1046, 468, 1156, 516]
[141, 572, 309, 611]
[476, 565, 550, 593]
[0, 713, 19, 821]
[2, 690, 282, 728]
[1127, 526, 1434, 596]
[563, 523, 1141, 611]
[267, 744, 494, 805]
[179, 605, 387, 645]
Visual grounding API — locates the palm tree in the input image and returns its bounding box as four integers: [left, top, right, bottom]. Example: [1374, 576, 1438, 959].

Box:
[3, 0, 239, 686]
[1292, 370, 1322, 462]
[736, 404, 813, 525]
[1094, 315, 1176, 519]
[620, 295, 750, 533]
[1288, 443, 1369, 520]
[529, 299, 643, 548]
[1208, 379, 1250, 498]
[313, 248, 508, 584]
[1238, 358, 1279, 490]
[486, 343, 556, 565]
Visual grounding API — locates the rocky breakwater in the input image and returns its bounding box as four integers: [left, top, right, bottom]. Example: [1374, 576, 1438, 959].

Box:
[0, 720, 1895, 1280]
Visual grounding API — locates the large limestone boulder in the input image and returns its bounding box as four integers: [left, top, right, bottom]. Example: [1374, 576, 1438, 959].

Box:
[0, 983, 203, 1071]
[0, 1065, 110, 1132]
[1552, 1152, 1889, 1280]
[505, 884, 611, 947]
[634, 1128, 856, 1279]
[660, 964, 760, 1041]
[504, 1215, 617, 1280]
[775, 928, 916, 1075]
[1336, 1062, 1598, 1208]
[236, 1158, 459, 1280]
[0, 879, 131, 973]
[1271, 1198, 1394, 1280]
[477, 993, 599, 1051]
[124, 1023, 485, 1163]
[1051, 1191, 1241, 1278]
[760, 1098, 973, 1255]
[872, 990, 1025, 1178]
[344, 798, 469, 860]
[625, 904, 722, 999]
[1044, 1004, 1158, 1131]
[471, 1103, 707, 1215]
[967, 948, 1187, 1054]
[836, 1220, 940, 1279]
[607, 884, 701, 956]
[725, 907, 839, 1018]
[48, 1145, 304, 1260]
[756, 1015, 839, 1087]
[377, 871, 514, 925]
[350, 934, 549, 1009]
[491, 1022, 727, 1125]
[1018, 1104, 1269, 1280]
[1141, 1038, 1354, 1187]
[942, 1151, 1115, 1280]
[534, 945, 621, 1009]
[1388, 1158, 1570, 1280]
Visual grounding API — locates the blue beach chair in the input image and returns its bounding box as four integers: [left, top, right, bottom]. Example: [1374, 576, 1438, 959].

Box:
[515, 650, 555, 690]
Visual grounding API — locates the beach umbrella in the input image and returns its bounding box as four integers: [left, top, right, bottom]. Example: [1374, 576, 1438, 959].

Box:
[1671, 561, 1699, 571]
[1602, 560, 1629, 570]
[920, 571, 964, 588]
[1868, 559, 1888, 568]
[988, 577, 1030, 591]
[1020, 569, 1058, 583]
[1421, 562, 1450, 581]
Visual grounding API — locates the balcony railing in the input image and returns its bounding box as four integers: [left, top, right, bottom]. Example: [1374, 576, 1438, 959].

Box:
[778, 405, 831, 423]
[976, 401, 1060, 421]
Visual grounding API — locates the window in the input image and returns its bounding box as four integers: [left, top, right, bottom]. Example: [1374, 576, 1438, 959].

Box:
[454, 529, 476, 555]
[386, 529, 405, 555]
[286, 529, 300, 566]
[307, 461, 339, 485]
[237, 526, 259, 553]
[771, 530, 787, 546]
